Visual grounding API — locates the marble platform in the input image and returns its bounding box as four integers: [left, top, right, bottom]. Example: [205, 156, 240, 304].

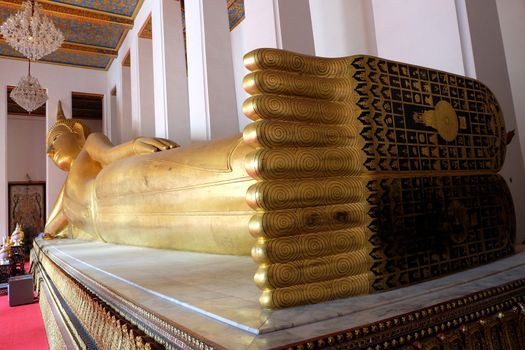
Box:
[34, 238, 525, 349]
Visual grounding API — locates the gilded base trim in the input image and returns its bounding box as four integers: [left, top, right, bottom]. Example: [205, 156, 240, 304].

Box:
[39, 286, 68, 350]
[277, 278, 525, 350]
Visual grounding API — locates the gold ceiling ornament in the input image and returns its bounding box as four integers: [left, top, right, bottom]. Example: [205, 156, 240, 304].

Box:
[0, 0, 64, 60]
[10, 59, 48, 112]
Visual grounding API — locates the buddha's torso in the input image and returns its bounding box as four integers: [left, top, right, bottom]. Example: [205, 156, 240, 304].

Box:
[62, 135, 257, 254]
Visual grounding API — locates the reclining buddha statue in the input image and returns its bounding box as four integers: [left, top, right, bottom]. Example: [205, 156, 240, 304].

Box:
[45, 48, 515, 309]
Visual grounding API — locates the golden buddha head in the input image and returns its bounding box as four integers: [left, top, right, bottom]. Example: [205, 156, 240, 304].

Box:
[47, 101, 91, 171]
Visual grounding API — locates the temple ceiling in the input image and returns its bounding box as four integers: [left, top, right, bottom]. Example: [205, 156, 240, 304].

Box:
[0, 0, 245, 70]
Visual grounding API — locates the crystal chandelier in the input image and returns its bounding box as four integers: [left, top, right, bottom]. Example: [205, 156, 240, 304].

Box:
[10, 60, 48, 112]
[0, 0, 64, 60]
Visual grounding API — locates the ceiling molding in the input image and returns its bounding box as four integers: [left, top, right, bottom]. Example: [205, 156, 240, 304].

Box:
[138, 15, 152, 39]
[0, 0, 133, 27]
[60, 43, 118, 58]
[0, 38, 117, 58]
[122, 50, 130, 67]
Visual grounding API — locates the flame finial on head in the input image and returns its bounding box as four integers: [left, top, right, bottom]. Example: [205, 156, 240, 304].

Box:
[56, 100, 66, 121]
[47, 100, 91, 145]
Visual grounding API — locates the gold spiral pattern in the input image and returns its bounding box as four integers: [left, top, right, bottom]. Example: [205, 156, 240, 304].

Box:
[244, 148, 364, 180]
[242, 95, 359, 124]
[246, 177, 366, 210]
[252, 227, 369, 264]
[260, 272, 373, 309]
[243, 121, 359, 149]
[243, 49, 512, 309]
[243, 70, 355, 101]
[249, 203, 370, 239]
[258, 249, 372, 289]
[243, 47, 356, 78]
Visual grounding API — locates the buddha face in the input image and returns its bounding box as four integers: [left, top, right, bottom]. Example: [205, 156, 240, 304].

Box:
[47, 124, 84, 171]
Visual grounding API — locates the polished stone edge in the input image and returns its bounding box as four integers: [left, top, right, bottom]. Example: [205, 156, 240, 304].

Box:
[51, 246, 260, 335]
[278, 278, 525, 350]
[34, 237, 525, 350]
[33, 240, 222, 350]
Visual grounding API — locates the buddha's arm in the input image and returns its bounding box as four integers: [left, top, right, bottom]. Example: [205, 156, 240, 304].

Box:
[84, 133, 179, 166]
[44, 186, 68, 237]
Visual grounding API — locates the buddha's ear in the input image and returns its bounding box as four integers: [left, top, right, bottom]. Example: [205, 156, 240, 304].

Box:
[72, 123, 86, 143]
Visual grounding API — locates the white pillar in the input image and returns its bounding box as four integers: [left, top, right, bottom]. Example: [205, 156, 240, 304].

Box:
[186, 0, 239, 140]
[138, 38, 155, 137]
[120, 65, 133, 141]
[309, 0, 377, 57]
[108, 89, 118, 143]
[460, 0, 525, 242]
[102, 94, 110, 137]
[131, 37, 156, 138]
[0, 86, 7, 239]
[152, 0, 190, 145]
[130, 37, 140, 138]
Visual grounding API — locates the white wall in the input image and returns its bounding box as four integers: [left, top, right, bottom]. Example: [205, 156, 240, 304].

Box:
[82, 119, 103, 134]
[372, 0, 466, 75]
[460, 0, 525, 243]
[0, 58, 106, 236]
[310, 0, 377, 57]
[496, 0, 525, 197]
[7, 116, 46, 182]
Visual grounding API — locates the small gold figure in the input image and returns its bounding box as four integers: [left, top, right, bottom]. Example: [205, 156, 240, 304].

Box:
[0, 236, 10, 261]
[10, 223, 24, 246]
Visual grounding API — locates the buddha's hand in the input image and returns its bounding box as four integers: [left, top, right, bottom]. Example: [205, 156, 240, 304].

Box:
[132, 138, 179, 154]
[43, 232, 55, 240]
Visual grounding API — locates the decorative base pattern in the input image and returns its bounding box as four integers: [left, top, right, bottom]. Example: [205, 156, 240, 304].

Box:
[33, 244, 166, 350]
[278, 279, 525, 350]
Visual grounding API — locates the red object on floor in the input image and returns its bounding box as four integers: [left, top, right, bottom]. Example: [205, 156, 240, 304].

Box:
[0, 280, 49, 350]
